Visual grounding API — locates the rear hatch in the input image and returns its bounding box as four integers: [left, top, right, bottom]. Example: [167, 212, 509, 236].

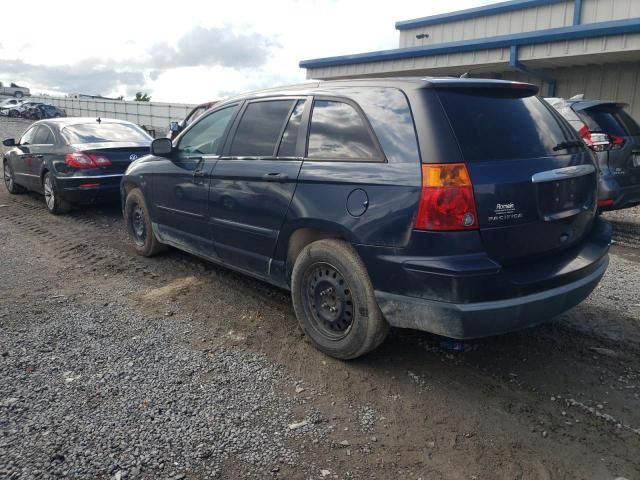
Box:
[433, 83, 598, 264]
[574, 102, 640, 186]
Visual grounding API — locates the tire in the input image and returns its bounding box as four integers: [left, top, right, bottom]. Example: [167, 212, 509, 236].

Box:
[43, 172, 71, 215]
[9, 110, 19, 118]
[3, 161, 26, 194]
[291, 238, 389, 360]
[124, 188, 166, 257]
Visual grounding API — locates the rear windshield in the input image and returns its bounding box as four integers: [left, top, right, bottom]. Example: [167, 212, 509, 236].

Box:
[437, 90, 577, 162]
[578, 107, 640, 137]
[62, 123, 151, 144]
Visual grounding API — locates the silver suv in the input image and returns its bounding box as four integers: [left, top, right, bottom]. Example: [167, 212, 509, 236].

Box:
[547, 95, 640, 211]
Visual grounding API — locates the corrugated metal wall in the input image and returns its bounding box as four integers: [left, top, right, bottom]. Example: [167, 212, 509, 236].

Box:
[501, 62, 640, 119]
[582, 0, 640, 23]
[398, 1, 574, 48]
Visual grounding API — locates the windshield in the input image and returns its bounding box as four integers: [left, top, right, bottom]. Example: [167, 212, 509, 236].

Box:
[62, 123, 152, 144]
[436, 89, 578, 162]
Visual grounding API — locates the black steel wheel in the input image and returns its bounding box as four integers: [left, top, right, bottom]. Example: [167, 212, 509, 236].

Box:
[291, 239, 389, 359]
[124, 188, 166, 257]
[302, 262, 354, 340]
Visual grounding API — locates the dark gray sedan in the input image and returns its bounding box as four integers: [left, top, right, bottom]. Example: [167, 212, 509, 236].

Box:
[2, 118, 152, 214]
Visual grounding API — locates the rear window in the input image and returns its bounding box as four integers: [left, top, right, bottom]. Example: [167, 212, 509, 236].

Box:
[436, 90, 577, 162]
[62, 123, 151, 144]
[578, 107, 640, 137]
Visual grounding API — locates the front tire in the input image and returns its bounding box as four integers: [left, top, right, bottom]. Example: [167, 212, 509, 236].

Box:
[43, 172, 71, 215]
[4, 162, 26, 194]
[124, 188, 166, 257]
[291, 239, 389, 360]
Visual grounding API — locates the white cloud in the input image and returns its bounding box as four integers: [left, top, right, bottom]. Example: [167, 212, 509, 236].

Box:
[0, 0, 497, 103]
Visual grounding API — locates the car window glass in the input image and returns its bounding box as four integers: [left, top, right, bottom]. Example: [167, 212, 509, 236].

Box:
[229, 100, 296, 157]
[178, 106, 237, 156]
[62, 123, 151, 144]
[579, 107, 640, 137]
[33, 126, 53, 144]
[277, 100, 305, 157]
[307, 100, 379, 160]
[436, 91, 576, 162]
[186, 107, 207, 127]
[20, 126, 39, 145]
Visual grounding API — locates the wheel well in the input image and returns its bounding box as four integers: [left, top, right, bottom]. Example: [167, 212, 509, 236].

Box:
[40, 169, 49, 184]
[286, 228, 343, 282]
[122, 182, 137, 198]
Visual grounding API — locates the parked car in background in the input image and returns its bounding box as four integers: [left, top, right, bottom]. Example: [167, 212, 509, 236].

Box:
[0, 98, 24, 109]
[122, 78, 610, 359]
[168, 101, 217, 140]
[547, 95, 640, 211]
[3, 118, 152, 214]
[24, 104, 66, 120]
[2, 101, 41, 118]
[0, 81, 30, 98]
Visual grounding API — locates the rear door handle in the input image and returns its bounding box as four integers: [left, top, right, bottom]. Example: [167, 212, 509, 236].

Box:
[262, 173, 289, 182]
[193, 170, 207, 178]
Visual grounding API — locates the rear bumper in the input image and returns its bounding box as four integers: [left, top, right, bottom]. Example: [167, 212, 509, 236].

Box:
[599, 175, 640, 210]
[358, 218, 611, 339]
[56, 174, 122, 204]
[376, 256, 607, 339]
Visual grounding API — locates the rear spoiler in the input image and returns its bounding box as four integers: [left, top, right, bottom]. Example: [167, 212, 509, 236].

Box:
[573, 100, 629, 111]
[423, 78, 538, 96]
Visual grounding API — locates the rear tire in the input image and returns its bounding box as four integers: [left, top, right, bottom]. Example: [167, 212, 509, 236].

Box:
[43, 172, 71, 215]
[124, 188, 166, 257]
[3, 161, 26, 194]
[291, 239, 389, 360]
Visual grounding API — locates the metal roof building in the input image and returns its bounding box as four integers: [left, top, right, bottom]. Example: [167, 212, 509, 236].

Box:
[300, 0, 640, 117]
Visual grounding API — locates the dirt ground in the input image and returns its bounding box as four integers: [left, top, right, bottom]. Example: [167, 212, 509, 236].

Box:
[1, 129, 639, 478]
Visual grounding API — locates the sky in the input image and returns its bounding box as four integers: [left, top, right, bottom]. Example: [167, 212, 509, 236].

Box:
[0, 0, 499, 104]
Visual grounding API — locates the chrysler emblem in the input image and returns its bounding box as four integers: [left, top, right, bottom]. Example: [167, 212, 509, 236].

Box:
[129, 154, 138, 161]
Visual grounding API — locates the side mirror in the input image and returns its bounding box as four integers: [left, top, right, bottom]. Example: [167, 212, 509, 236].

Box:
[169, 121, 182, 132]
[151, 138, 173, 157]
[2, 138, 16, 147]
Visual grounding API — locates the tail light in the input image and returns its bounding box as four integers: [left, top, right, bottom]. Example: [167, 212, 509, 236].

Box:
[598, 198, 615, 207]
[609, 134, 625, 150]
[579, 126, 611, 152]
[65, 153, 111, 169]
[415, 163, 478, 231]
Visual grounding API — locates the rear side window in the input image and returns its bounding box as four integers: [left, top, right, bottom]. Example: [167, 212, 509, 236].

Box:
[307, 100, 380, 160]
[277, 100, 305, 157]
[33, 126, 54, 144]
[62, 123, 152, 144]
[578, 107, 640, 137]
[437, 90, 576, 162]
[230, 100, 296, 157]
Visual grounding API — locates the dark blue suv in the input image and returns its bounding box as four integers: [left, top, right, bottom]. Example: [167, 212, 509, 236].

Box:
[121, 78, 611, 359]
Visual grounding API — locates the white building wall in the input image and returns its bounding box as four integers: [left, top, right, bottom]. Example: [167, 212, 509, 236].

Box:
[581, 0, 640, 23]
[398, 1, 574, 48]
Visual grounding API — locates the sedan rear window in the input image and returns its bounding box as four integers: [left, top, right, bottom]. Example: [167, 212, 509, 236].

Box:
[62, 123, 152, 144]
[436, 90, 577, 162]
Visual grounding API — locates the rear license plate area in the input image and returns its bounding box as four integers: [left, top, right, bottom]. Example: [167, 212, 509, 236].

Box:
[632, 153, 640, 167]
[536, 175, 593, 220]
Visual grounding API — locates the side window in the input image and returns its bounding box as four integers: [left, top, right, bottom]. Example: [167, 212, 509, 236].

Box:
[277, 100, 305, 157]
[177, 106, 237, 156]
[33, 126, 54, 144]
[229, 100, 296, 157]
[185, 106, 207, 128]
[307, 100, 379, 160]
[20, 126, 39, 145]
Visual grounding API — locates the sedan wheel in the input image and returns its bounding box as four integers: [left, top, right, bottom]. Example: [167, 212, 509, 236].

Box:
[3, 162, 24, 194]
[42, 173, 71, 215]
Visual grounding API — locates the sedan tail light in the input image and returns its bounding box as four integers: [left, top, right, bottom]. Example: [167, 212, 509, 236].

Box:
[608, 134, 626, 150]
[65, 153, 112, 169]
[415, 163, 478, 231]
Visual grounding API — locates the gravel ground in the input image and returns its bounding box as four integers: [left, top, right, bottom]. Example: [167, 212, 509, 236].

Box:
[1, 117, 639, 479]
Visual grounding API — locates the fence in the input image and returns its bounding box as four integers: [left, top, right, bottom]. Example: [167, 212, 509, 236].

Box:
[30, 96, 197, 137]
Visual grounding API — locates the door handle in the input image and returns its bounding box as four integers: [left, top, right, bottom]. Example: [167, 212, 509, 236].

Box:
[193, 170, 207, 178]
[34, 155, 44, 159]
[262, 173, 289, 182]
